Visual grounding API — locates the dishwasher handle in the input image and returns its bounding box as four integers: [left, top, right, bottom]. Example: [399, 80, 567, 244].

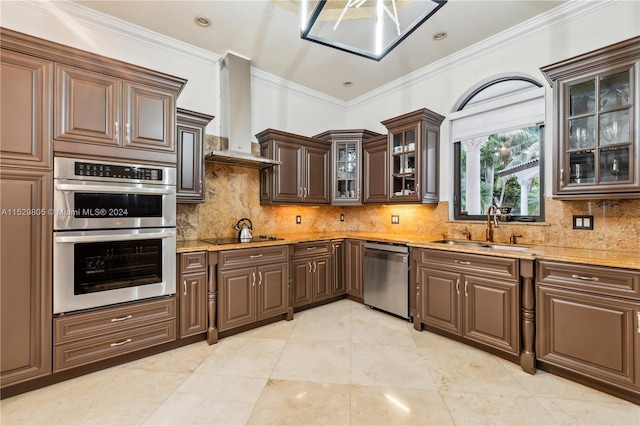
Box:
[364, 241, 408, 254]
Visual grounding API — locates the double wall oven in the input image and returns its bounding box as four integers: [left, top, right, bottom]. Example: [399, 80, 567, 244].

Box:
[53, 157, 176, 315]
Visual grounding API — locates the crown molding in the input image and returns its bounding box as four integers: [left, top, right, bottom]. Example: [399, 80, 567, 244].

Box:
[347, 0, 612, 109]
[252, 68, 348, 110]
[18, 0, 220, 65]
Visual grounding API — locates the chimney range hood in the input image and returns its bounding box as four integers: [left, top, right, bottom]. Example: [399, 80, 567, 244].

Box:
[205, 52, 281, 169]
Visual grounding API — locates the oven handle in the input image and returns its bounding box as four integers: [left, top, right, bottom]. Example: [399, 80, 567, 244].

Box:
[54, 230, 175, 243]
[55, 182, 175, 195]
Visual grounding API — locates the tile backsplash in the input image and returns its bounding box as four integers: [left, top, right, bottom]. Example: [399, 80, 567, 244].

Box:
[178, 143, 639, 252]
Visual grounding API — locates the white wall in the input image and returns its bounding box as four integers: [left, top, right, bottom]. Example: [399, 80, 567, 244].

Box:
[344, 0, 640, 206]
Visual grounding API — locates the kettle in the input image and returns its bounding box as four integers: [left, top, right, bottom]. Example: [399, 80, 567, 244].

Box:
[233, 218, 253, 242]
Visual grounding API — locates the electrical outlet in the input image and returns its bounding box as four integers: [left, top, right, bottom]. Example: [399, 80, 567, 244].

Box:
[573, 215, 593, 230]
[391, 215, 400, 224]
[340, 214, 344, 222]
[296, 215, 301, 224]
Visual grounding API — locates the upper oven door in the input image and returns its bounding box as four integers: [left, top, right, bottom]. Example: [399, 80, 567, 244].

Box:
[53, 180, 176, 230]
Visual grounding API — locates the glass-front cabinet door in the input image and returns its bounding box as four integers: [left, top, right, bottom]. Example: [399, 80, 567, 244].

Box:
[383, 108, 443, 204]
[390, 127, 419, 201]
[542, 36, 640, 199]
[334, 140, 359, 203]
[314, 130, 381, 206]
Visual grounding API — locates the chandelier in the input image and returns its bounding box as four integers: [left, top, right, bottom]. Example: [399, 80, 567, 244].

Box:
[301, 0, 447, 61]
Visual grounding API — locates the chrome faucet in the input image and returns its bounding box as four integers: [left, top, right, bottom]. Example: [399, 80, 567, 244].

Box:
[486, 205, 500, 242]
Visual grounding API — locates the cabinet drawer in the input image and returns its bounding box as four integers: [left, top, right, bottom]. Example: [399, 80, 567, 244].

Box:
[54, 320, 176, 372]
[219, 245, 289, 269]
[292, 241, 331, 257]
[537, 261, 640, 299]
[420, 249, 518, 280]
[54, 297, 176, 344]
[180, 251, 207, 272]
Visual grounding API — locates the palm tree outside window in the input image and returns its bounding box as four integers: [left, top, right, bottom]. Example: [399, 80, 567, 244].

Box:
[450, 76, 545, 222]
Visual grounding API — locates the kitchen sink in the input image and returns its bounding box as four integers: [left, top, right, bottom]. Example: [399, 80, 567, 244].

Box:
[433, 240, 487, 247]
[431, 240, 530, 252]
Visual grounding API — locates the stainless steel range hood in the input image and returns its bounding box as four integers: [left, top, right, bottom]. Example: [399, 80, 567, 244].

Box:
[205, 52, 281, 169]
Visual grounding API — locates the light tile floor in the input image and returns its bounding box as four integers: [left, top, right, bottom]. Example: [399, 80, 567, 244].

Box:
[2, 299, 639, 425]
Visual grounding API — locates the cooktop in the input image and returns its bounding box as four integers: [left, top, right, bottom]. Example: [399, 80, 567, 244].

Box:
[202, 235, 284, 245]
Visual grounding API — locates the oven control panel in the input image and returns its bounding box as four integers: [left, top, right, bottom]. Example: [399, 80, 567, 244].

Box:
[75, 162, 163, 181]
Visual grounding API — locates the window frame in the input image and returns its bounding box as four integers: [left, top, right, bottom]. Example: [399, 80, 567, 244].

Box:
[452, 77, 546, 222]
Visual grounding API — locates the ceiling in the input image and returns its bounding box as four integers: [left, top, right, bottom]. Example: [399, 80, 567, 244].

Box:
[74, 0, 565, 101]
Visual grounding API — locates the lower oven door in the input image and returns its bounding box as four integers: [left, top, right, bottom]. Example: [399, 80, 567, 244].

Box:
[53, 228, 176, 315]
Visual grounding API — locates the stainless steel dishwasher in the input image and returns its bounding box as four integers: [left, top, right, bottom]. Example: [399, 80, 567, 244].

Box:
[363, 241, 409, 319]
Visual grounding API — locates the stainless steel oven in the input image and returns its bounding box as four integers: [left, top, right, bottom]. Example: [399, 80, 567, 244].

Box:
[53, 157, 176, 315]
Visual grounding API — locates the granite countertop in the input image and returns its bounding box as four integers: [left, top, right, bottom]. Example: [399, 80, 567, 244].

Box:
[177, 232, 640, 270]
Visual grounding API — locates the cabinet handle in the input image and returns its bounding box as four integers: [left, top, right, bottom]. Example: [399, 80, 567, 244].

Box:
[309, 262, 312, 273]
[110, 338, 132, 347]
[560, 168, 564, 182]
[250, 254, 263, 259]
[115, 122, 119, 142]
[455, 278, 460, 295]
[125, 123, 130, 143]
[571, 274, 599, 282]
[183, 280, 187, 296]
[306, 247, 317, 251]
[252, 272, 256, 286]
[199, 178, 203, 192]
[464, 280, 468, 297]
[258, 271, 263, 285]
[110, 314, 132, 322]
[637, 312, 640, 333]
[415, 183, 420, 195]
[454, 260, 471, 265]
[313, 261, 317, 273]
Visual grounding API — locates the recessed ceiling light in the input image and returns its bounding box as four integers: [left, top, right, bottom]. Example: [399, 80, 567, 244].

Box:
[343, 81, 353, 87]
[433, 32, 447, 41]
[433, 31, 447, 41]
[195, 17, 211, 27]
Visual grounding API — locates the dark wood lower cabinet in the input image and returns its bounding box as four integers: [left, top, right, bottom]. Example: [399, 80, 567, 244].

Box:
[345, 239, 364, 300]
[52, 297, 176, 372]
[217, 246, 290, 332]
[178, 252, 208, 338]
[536, 260, 640, 402]
[414, 249, 523, 363]
[0, 169, 52, 388]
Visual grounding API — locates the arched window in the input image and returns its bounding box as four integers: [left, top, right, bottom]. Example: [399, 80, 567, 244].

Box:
[449, 76, 545, 222]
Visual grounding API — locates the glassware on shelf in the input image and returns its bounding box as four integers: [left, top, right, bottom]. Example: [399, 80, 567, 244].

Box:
[600, 110, 630, 145]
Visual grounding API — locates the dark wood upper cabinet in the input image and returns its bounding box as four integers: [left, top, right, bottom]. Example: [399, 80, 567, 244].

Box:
[257, 129, 330, 205]
[0, 29, 186, 165]
[541, 36, 640, 199]
[362, 134, 389, 204]
[176, 108, 214, 203]
[54, 64, 122, 147]
[382, 108, 444, 204]
[0, 50, 52, 169]
[314, 129, 381, 205]
[55, 64, 178, 159]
